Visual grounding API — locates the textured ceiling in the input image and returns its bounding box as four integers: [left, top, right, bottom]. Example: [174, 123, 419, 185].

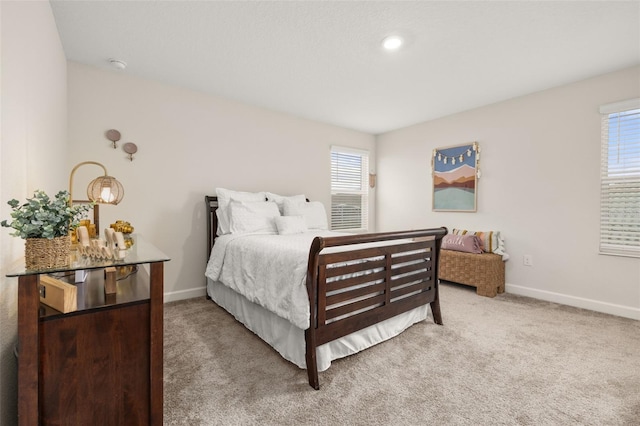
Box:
[50, 0, 640, 134]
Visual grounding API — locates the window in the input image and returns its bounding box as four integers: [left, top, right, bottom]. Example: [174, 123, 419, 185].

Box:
[599, 98, 640, 257]
[330, 146, 369, 231]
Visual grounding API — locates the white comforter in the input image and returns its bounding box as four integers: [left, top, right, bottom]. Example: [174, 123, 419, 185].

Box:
[205, 231, 346, 330]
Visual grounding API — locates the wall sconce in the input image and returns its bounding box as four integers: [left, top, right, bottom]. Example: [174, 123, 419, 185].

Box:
[69, 161, 125, 235]
[369, 173, 377, 189]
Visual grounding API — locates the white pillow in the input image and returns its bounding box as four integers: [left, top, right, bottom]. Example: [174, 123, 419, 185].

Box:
[265, 192, 307, 215]
[228, 200, 280, 235]
[283, 199, 328, 230]
[275, 215, 308, 235]
[216, 188, 266, 235]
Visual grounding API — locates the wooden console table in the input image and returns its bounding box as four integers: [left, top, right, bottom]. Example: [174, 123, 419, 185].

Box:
[6, 236, 170, 425]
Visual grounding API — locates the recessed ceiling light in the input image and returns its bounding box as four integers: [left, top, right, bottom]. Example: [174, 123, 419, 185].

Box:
[382, 35, 404, 51]
[109, 58, 127, 70]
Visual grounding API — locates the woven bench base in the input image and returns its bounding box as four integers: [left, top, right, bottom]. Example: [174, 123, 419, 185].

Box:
[439, 249, 505, 297]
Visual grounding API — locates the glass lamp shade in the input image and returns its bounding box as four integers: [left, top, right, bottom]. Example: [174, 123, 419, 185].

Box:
[87, 175, 124, 204]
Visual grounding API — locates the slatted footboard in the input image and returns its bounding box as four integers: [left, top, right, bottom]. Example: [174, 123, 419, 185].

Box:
[304, 228, 447, 389]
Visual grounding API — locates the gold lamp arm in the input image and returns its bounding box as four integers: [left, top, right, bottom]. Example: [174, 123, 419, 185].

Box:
[68, 161, 109, 206]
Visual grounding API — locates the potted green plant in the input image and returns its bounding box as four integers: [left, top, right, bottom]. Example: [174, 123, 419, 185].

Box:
[2, 190, 92, 269]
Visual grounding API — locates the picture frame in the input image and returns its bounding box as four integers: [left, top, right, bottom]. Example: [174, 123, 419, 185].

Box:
[72, 199, 100, 237]
[432, 142, 480, 212]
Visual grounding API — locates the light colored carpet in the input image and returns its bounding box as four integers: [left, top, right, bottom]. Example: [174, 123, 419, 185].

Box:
[163, 283, 640, 425]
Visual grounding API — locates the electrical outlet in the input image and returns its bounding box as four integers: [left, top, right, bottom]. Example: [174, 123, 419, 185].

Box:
[523, 255, 533, 266]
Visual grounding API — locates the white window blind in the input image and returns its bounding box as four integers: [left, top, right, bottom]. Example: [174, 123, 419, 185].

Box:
[330, 146, 369, 231]
[599, 98, 640, 257]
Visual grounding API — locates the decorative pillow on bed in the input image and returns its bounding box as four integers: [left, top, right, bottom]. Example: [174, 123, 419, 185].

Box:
[275, 215, 308, 235]
[228, 200, 280, 234]
[441, 234, 483, 254]
[216, 188, 266, 235]
[266, 192, 307, 215]
[282, 199, 328, 230]
[452, 228, 507, 258]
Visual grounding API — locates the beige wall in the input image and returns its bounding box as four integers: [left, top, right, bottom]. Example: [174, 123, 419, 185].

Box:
[66, 62, 376, 302]
[1, 3, 638, 423]
[0, 1, 68, 424]
[376, 66, 640, 319]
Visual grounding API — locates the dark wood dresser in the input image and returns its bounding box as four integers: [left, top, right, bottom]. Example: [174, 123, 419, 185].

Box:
[6, 236, 170, 425]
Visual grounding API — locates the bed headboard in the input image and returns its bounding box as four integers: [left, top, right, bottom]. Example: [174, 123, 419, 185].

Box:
[205, 194, 311, 258]
[205, 196, 218, 258]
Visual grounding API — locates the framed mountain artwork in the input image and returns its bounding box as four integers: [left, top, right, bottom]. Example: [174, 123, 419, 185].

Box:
[432, 142, 480, 212]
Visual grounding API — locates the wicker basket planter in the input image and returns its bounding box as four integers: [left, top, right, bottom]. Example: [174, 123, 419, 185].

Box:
[25, 236, 71, 269]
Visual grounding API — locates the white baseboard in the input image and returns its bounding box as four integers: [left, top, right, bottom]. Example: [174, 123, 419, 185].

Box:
[164, 286, 207, 303]
[163, 283, 639, 321]
[506, 284, 640, 320]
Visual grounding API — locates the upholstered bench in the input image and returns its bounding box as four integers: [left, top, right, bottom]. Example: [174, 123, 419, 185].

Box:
[439, 249, 505, 297]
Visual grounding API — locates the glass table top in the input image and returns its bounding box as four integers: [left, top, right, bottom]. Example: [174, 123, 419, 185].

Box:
[6, 235, 170, 277]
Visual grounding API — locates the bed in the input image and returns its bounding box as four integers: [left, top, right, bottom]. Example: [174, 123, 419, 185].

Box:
[204, 193, 447, 389]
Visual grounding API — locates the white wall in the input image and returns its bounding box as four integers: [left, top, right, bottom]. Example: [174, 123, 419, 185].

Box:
[376, 66, 640, 319]
[0, 1, 68, 424]
[67, 62, 376, 302]
[0, 6, 637, 423]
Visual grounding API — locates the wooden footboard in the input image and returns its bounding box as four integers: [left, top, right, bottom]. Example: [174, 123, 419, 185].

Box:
[304, 228, 447, 389]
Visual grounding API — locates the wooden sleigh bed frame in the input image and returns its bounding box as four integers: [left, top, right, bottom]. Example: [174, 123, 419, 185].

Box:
[205, 195, 447, 389]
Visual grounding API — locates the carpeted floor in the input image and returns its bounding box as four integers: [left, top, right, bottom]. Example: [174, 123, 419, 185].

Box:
[163, 283, 640, 425]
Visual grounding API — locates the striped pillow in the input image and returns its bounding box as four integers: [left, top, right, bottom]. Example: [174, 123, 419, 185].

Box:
[452, 229, 506, 257]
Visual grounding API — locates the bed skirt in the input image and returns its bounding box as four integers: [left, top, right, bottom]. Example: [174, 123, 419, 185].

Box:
[206, 278, 429, 372]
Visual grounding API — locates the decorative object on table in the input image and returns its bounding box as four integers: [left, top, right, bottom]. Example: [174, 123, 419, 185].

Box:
[104, 266, 117, 295]
[68, 160, 125, 238]
[110, 220, 135, 248]
[69, 206, 98, 244]
[76, 224, 91, 246]
[1, 190, 92, 269]
[39, 275, 78, 313]
[431, 142, 480, 212]
[77, 219, 96, 238]
[74, 224, 91, 280]
[110, 220, 134, 234]
[106, 129, 121, 149]
[75, 240, 125, 260]
[105, 227, 128, 256]
[123, 142, 138, 161]
[69, 160, 125, 205]
[75, 226, 127, 260]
